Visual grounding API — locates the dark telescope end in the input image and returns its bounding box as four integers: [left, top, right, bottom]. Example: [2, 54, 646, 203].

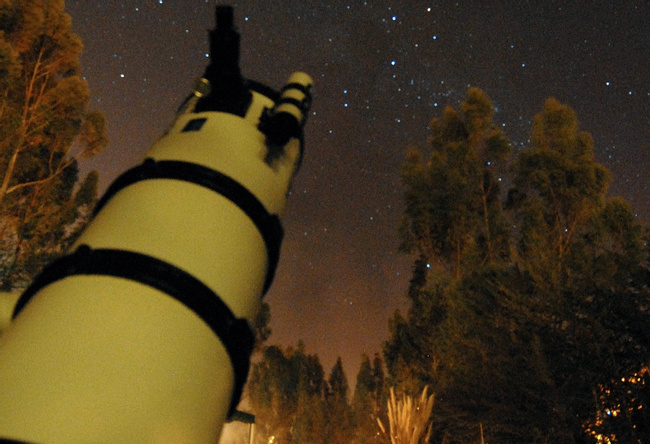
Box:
[216, 5, 234, 30]
[196, 5, 251, 115]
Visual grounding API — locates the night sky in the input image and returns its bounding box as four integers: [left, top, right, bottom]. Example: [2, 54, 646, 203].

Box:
[64, 0, 649, 381]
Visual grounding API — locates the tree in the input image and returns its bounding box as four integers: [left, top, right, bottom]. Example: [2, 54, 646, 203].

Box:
[247, 344, 362, 443]
[399, 87, 510, 280]
[253, 301, 272, 352]
[352, 353, 388, 443]
[508, 98, 649, 441]
[352, 354, 377, 443]
[327, 356, 354, 442]
[247, 343, 332, 443]
[373, 352, 386, 411]
[329, 357, 349, 403]
[0, 0, 107, 289]
[293, 352, 328, 444]
[386, 92, 650, 443]
[384, 267, 554, 443]
[508, 98, 610, 293]
[389, 89, 531, 443]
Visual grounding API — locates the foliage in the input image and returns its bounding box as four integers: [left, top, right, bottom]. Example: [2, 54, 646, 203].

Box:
[508, 98, 611, 292]
[377, 386, 434, 444]
[352, 353, 387, 443]
[247, 343, 355, 443]
[0, 0, 107, 289]
[253, 301, 272, 352]
[352, 354, 376, 442]
[399, 87, 510, 280]
[386, 89, 650, 443]
[327, 356, 354, 442]
[384, 267, 555, 443]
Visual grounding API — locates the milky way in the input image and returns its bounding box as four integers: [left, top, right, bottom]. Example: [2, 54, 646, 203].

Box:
[65, 0, 649, 380]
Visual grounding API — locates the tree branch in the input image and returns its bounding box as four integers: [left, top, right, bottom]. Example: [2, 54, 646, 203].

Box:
[5, 153, 79, 196]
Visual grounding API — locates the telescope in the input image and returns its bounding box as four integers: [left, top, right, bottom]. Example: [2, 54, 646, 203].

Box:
[0, 5, 311, 443]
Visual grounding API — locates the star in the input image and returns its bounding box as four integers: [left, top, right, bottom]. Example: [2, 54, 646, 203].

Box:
[64, 0, 649, 384]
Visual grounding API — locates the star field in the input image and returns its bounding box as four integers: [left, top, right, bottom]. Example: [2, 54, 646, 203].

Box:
[65, 0, 649, 379]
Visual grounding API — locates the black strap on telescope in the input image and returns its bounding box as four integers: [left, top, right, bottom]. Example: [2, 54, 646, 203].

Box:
[12, 245, 254, 417]
[94, 158, 283, 295]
